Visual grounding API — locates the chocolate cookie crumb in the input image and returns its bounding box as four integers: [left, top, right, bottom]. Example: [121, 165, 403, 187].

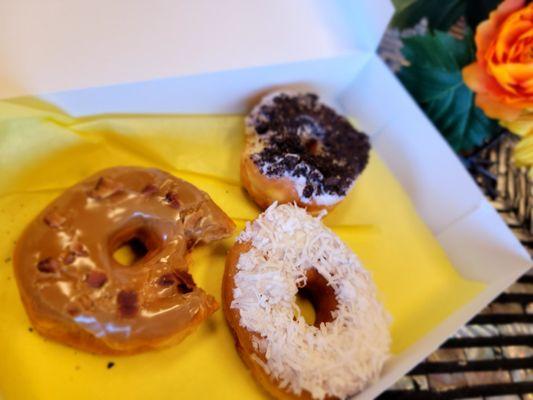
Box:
[248, 92, 370, 200]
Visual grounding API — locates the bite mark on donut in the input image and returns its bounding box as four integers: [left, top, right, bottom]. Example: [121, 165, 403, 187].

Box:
[174, 270, 195, 294]
[117, 290, 139, 318]
[36, 257, 59, 273]
[157, 270, 196, 294]
[156, 271, 195, 294]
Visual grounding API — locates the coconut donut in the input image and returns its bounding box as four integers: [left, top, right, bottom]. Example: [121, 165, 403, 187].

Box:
[242, 92, 371, 213]
[14, 166, 235, 354]
[223, 203, 390, 400]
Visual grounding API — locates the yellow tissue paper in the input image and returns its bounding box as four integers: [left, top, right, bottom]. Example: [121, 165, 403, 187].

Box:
[0, 99, 484, 399]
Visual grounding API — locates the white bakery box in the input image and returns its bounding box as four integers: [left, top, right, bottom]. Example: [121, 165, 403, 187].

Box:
[0, 1, 531, 399]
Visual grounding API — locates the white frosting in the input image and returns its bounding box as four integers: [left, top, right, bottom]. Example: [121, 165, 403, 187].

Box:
[231, 204, 391, 399]
[281, 171, 343, 206]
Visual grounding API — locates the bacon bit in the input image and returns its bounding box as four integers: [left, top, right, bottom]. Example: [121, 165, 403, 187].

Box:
[70, 242, 89, 257]
[157, 274, 175, 287]
[37, 257, 59, 273]
[89, 177, 121, 199]
[86, 271, 108, 288]
[64, 252, 77, 265]
[117, 290, 138, 318]
[66, 305, 81, 316]
[164, 192, 180, 209]
[43, 211, 66, 229]
[141, 184, 158, 196]
[63, 243, 88, 264]
[174, 270, 195, 294]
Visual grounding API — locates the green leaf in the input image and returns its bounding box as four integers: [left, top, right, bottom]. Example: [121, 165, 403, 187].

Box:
[391, 0, 467, 31]
[398, 30, 499, 152]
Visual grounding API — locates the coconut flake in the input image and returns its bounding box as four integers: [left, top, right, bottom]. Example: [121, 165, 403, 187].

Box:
[231, 203, 391, 399]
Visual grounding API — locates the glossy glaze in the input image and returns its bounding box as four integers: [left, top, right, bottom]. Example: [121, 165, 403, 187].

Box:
[14, 166, 235, 352]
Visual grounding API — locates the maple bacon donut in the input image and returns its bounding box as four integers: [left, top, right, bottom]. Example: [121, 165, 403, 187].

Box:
[242, 92, 371, 213]
[14, 166, 235, 355]
[223, 204, 391, 400]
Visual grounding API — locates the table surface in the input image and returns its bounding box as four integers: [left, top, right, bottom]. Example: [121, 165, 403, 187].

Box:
[378, 27, 533, 400]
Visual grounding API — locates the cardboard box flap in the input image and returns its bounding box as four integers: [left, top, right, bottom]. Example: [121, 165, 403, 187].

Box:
[0, 0, 393, 100]
[40, 53, 371, 116]
[342, 56, 485, 235]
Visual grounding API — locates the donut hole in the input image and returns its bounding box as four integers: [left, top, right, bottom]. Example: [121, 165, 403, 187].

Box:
[294, 268, 338, 327]
[295, 292, 316, 326]
[110, 225, 160, 267]
[113, 237, 148, 266]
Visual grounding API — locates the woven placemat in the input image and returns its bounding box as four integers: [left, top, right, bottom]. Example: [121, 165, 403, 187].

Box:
[377, 26, 533, 400]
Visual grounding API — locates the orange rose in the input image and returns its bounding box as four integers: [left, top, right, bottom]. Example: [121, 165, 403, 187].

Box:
[463, 0, 533, 123]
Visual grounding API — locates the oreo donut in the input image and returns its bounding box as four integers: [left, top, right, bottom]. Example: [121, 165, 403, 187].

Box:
[242, 91, 371, 212]
[13, 166, 235, 354]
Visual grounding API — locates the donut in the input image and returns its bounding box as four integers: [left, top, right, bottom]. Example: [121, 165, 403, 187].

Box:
[14, 166, 235, 354]
[223, 203, 390, 400]
[242, 91, 371, 213]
